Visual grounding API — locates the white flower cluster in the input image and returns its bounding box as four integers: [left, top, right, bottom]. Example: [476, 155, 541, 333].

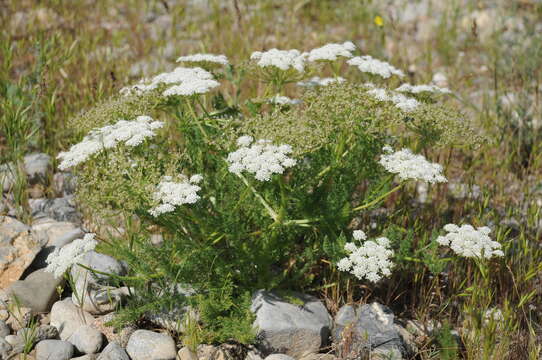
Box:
[436, 224, 504, 259]
[250, 49, 307, 72]
[337, 230, 394, 283]
[268, 95, 302, 106]
[149, 175, 203, 217]
[379, 147, 447, 183]
[176, 53, 229, 66]
[367, 87, 420, 112]
[483, 308, 504, 324]
[227, 136, 297, 181]
[307, 41, 356, 62]
[120, 67, 220, 97]
[396, 83, 451, 94]
[297, 76, 346, 87]
[347, 55, 405, 78]
[45, 233, 97, 278]
[58, 116, 163, 170]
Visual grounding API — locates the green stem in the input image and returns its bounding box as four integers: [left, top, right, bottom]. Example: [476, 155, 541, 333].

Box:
[185, 98, 209, 141]
[352, 183, 404, 212]
[235, 172, 279, 222]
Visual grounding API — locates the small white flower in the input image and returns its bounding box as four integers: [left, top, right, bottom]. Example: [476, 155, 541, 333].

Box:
[268, 95, 302, 106]
[379, 148, 447, 183]
[189, 174, 203, 184]
[120, 67, 217, 96]
[149, 175, 202, 217]
[162, 78, 220, 96]
[353, 230, 367, 241]
[57, 116, 163, 170]
[366, 88, 420, 112]
[227, 136, 297, 182]
[307, 41, 356, 62]
[237, 136, 254, 147]
[176, 53, 229, 66]
[250, 49, 308, 72]
[297, 76, 346, 87]
[337, 231, 394, 283]
[347, 55, 405, 78]
[483, 308, 504, 324]
[396, 83, 451, 95]
[45, 234, 98, 278]
[437, 224, 504, 259]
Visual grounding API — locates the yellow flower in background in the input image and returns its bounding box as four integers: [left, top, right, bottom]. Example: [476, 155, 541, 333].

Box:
[374, 15, 384, 27]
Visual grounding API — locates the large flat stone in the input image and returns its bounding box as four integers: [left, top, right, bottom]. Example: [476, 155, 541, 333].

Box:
[251, 290, 332, 358]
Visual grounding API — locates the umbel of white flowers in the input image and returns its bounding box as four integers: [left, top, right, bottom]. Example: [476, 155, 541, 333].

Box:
[250, 49, 308, 72]
[337, 230, 394, 283]
[149, 174, 203, 217]
[227, 136, 297, 182]
[437, 224, 504, 259]
[379, 146, 447, 183]
[268, 95, 302, 106]
[395, 83, 451, 95]
[45, 233, 97, 278]
[176, 53, 229, 66]
[297, 76, 346, 87]
[365, 84, 420, 112]
[307, 41, 356, 62]
[120, 66, 220, 97]
[347, 55, 405, 78]
[57, 115, 163, 170]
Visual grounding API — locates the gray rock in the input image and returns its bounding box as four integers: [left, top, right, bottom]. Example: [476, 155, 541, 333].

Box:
[53, 172, 77, 196]
[7, 269, 64, 312]
[264, 355, 296, 360]
[299, 354, 337, 360]
[333, 303, 406, 359]
[18, 325, 59, 343]
[177, 347, 197, 360]
[0, 337, 12, 359]
[36, 339, 74, 360]
[68, 325, 103, 354]
[126, 330, 177, 360]
[50, 298, 95, 341]
[23, 222, 83, 275]
[71, 355, 98, 360]
[0, 319, 10, 337]
[24, 153, 51, 184]
[70, 251, 127, 315]
[251, 290, 332, 358]
[0, 163, 16, 192]
[5, 306, 32, 331]
[0, 216, 42, 288]
[29, 196, 80, 223]
[4, 334, 20, 347]
[96, 342, 130, 360]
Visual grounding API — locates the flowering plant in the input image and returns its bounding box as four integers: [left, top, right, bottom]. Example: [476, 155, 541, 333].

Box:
[62, 42, 483, 341]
